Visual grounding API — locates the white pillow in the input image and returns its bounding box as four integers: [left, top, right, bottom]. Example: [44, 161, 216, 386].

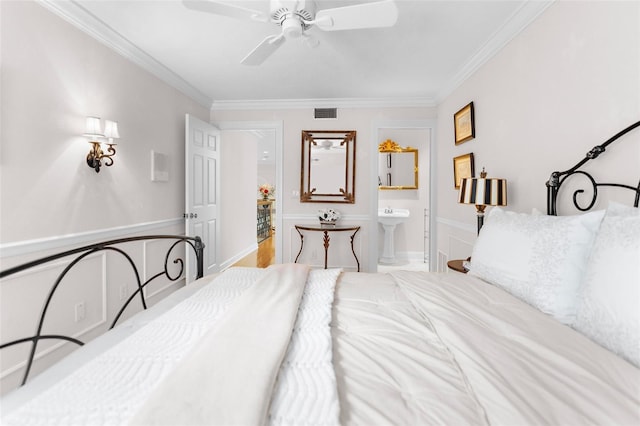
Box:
[572, 202, 640, 366]
[468, 207, 604, 324]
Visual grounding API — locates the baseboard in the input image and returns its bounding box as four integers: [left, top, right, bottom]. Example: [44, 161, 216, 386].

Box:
[389, 251, 428, 263]
[220, 243, 259, 271]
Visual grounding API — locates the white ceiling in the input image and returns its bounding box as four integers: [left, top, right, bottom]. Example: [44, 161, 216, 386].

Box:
[41, 0, 552, 109]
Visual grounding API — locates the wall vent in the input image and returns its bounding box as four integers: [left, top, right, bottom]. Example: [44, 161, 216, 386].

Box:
[314, 108, 337, 119]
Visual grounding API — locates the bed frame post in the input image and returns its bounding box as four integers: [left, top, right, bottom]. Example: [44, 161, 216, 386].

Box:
[195, 236, 205, 279]
[546, 172, 560, 215]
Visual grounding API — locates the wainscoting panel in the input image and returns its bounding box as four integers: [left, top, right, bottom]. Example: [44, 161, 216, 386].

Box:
[437, 251, 448, 273]
[0, 253, 107, 393]
[449, 236, 474, 261]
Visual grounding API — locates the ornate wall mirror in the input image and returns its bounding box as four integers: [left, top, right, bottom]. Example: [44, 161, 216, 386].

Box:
[300, 130, 356, 203]
[378, 139, 419, 190]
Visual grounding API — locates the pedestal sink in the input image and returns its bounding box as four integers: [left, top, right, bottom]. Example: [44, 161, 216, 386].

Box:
[378, 208, 410, 264]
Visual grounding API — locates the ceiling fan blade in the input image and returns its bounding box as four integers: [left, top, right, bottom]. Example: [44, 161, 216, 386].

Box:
[314, 0, 398, 31]
[182, 0, 267, 22]
[241, 34, 286, 66]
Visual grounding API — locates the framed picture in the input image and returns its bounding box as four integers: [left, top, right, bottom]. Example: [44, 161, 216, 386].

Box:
[453, 153, 475, 189]
[454, 102, 475, 145]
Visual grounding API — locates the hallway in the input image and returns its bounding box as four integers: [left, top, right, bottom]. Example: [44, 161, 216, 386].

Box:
[231, 234, 275, 268]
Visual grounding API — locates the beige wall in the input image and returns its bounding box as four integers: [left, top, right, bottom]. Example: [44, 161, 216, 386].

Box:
[435, 1, 640, 267]
[0, 1, 209, 245]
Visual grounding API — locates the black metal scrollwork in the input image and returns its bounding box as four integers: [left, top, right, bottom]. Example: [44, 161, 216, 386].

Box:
[0, 235, 205, 386]
[546, 120, 640, 215]
[569, 171, 598, 212]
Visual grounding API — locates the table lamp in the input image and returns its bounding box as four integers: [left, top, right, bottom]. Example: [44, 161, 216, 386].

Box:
[458, 168, 507, 234]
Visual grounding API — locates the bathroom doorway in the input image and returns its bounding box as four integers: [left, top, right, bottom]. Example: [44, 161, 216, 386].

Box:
[371, 120, 437, 272]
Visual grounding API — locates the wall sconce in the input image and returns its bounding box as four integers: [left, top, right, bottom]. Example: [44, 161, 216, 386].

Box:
[83, 116, 120, 173]
[458, 168, 507, 234]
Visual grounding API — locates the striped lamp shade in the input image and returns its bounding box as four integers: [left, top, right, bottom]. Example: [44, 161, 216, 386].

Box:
[458, 176, 507, 206]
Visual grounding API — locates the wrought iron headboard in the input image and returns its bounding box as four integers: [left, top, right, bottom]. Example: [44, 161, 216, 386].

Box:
[546, 120, 640, 215]
[0, 234, 204, 386]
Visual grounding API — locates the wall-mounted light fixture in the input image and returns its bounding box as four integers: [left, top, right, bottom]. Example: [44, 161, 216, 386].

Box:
[83, 116, 120, 173]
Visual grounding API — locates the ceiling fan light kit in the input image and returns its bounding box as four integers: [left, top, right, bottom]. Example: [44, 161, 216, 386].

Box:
[183, 0, 398, 65]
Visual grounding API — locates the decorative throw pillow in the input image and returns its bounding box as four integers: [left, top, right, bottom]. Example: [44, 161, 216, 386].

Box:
[572, 202, 640, 367]
[467, 207, 604, 324]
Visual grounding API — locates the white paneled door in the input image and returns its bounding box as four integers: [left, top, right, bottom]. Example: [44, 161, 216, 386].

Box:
[185, 114, 221, 282]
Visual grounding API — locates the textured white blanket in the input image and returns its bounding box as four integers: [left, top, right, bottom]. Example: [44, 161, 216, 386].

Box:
[132, 263, 309, 425]
[3, 265, 342, 426]
[269, 268, 341, 426]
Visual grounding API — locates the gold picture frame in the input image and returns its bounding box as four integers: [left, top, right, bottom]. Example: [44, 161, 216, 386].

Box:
[454, 102, 475, 145]
[453, 153, 475, 189]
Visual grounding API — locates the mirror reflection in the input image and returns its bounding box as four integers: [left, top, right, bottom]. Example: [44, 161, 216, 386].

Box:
[301, 130, 356, 203]
[378, 139, 418, 190]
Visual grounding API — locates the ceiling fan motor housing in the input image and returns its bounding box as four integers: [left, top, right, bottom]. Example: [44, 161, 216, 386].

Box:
[271, 0, 316, 38]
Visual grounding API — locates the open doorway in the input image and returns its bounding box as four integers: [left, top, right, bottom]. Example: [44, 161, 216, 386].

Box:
[216, 121, 283, 268]
[248, 129, 277, 267]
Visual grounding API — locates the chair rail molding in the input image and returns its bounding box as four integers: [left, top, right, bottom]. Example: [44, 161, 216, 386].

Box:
[436, 216, 476, 234]
[0, 218, 184, 259]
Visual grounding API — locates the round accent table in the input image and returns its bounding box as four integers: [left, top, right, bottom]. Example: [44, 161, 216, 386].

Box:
[447, 259, 468, 274]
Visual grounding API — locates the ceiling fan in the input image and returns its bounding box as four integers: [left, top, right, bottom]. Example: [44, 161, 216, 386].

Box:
[182, 0, 399, 65]
[314, 139, 345, 150]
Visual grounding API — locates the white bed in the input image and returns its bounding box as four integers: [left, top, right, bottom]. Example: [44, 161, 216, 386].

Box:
[2, 246, 639, 424]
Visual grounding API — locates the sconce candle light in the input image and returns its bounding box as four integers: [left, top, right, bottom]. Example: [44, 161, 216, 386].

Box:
[83, 116, 120, 173]
[458, 168, 507, 234]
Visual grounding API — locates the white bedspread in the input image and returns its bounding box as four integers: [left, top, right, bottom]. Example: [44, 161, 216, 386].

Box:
[333, 271, 640, 425]
[2, 265, 342, 426]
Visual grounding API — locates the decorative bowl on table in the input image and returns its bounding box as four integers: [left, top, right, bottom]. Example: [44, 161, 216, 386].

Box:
[318, 208, 340, 226]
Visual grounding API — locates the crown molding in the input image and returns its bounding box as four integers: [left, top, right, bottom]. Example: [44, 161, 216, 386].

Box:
[210, 97, 437, 111]
[37, 0, 552, 111]
[435, 0, 555, 103]
[36, 0, 213, 109]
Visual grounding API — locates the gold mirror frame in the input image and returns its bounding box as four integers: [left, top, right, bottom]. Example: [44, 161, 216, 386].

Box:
[300, 130, 356, 203]
[378, 139, 419, 190]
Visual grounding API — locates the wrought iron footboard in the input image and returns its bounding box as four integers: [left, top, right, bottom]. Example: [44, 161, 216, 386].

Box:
[0, 234, 205, 386]
[546, 120, 640, 215]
